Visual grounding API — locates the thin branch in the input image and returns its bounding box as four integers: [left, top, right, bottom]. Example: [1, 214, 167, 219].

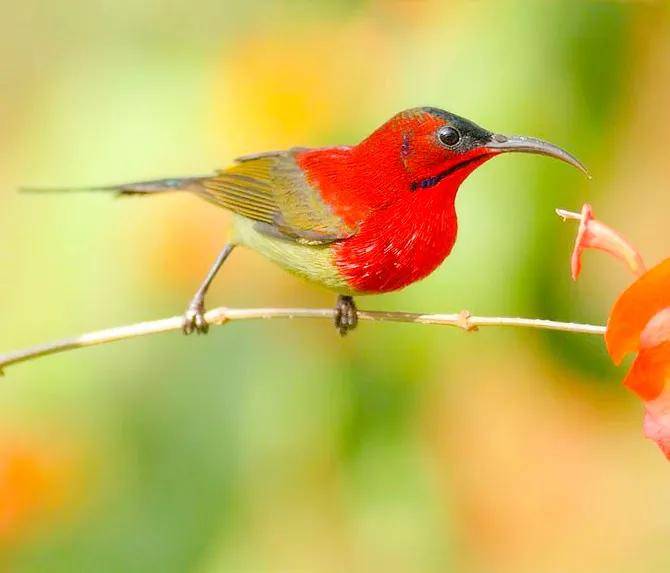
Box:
[556, 208, 582, 221]
[0, 307, 606, 374]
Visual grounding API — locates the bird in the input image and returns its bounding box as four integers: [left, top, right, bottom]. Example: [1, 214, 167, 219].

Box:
[25, 107, 587, 336]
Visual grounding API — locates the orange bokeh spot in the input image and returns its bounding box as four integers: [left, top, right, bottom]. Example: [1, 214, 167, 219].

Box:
[0, 436, 77, 543]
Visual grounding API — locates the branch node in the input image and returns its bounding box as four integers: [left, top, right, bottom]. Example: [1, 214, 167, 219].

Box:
[456, 310, 478, 332]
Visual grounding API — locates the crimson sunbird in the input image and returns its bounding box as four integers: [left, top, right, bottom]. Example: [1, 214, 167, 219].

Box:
[27, 107, 587, 335]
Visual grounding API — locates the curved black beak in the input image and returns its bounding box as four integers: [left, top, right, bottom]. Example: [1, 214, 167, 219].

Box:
[485, 134, 590, 178]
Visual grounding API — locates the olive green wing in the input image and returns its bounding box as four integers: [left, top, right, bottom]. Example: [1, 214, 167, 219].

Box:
[201, 150, 356, 245]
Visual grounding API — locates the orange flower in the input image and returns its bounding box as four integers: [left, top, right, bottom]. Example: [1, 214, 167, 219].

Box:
[556, 204, 646, 280]
[560, 204, 670, 459]
[606, 260, 670, 459]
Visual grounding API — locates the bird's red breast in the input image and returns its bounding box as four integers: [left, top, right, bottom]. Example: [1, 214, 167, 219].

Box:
[294, 110, 492, 293]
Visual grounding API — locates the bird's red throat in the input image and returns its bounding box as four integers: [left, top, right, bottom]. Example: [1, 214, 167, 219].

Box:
[296, 144, 493, 294]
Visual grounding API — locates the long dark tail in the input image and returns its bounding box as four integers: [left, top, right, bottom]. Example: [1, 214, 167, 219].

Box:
[20, 176, 208, 197]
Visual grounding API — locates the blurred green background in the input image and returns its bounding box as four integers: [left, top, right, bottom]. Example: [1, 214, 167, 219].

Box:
[2, 1, 670, 571]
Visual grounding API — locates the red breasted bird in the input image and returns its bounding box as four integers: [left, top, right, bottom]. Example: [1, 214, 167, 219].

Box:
[27, 107, 587, 335]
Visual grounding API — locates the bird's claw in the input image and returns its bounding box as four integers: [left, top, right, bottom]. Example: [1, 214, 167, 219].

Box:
[335, 295, 358, 336]
[182, 300, 209, 335]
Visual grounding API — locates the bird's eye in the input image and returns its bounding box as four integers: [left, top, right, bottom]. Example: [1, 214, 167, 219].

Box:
[437, 126, 461, 147]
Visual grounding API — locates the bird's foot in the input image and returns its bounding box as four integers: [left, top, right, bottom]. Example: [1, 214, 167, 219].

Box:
[182, 297, 209, 335]
[335, 295, 358, 336]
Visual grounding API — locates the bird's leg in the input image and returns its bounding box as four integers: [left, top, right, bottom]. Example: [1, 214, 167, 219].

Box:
[183, 243, 236, 335]
[334, 295, 358, 336]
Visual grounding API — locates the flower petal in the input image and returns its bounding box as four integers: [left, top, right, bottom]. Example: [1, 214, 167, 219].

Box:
[642, 383, 670, 460]
[606, 259, 670, 364]
[622, 340, 670, 401]
[558, 204, 645, 281]
[619, 309, 670, 459]
[569, 204, 591, 280]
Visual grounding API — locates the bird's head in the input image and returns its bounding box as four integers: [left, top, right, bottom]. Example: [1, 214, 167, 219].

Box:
[358, 107, 588, 194]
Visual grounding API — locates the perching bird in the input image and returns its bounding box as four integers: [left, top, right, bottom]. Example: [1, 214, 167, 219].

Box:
[27, 107, 587, 335]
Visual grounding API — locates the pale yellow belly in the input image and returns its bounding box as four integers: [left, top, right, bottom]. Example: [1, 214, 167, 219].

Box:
[231, 215, 354, 294]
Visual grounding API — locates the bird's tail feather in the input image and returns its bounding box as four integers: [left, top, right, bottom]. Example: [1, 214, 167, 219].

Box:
[20, 177, 207, 197]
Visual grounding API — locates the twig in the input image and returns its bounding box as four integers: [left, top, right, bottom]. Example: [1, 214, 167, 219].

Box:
[555, 208, 582, 221]
[0, 307, 606, 374]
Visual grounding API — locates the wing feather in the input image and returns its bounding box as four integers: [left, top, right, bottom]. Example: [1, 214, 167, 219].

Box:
[201, 150, 356, 244]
